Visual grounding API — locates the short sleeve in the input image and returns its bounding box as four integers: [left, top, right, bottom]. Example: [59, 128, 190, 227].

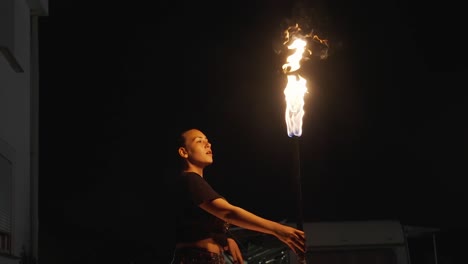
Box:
[181, 172, 223, 205]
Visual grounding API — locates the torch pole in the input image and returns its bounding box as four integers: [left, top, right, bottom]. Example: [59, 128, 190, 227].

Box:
[293, 136, 306, 264]
[293, 137, 304, 231]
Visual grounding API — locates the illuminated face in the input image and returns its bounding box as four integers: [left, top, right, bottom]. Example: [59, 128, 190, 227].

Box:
[179, 129, 213, 169]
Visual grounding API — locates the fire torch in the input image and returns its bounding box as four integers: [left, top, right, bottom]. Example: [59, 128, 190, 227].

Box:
[280, 18, 329, 264]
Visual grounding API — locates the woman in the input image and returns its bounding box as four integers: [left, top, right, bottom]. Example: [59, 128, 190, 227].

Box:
[171, 128, 306, 264]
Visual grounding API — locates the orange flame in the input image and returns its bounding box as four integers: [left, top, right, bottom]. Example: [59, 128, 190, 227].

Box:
[282, 24, 327, 137]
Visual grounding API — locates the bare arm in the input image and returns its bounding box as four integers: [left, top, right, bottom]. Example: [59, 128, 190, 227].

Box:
[200, 198, 306, 254]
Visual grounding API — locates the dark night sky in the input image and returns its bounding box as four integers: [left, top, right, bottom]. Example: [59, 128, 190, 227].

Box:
[38, 1, 467, 263]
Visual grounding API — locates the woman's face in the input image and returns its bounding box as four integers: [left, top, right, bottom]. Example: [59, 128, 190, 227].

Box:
[180, 129, 213, 168]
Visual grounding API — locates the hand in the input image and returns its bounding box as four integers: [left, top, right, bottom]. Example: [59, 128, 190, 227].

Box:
[224, 238, 244, 264]
[273, 224, 306, 255]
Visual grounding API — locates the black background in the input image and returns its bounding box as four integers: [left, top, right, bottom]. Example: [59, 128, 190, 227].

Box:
[38, 1, 467, 263]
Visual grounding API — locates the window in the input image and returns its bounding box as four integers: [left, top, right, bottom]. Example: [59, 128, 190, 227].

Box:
[0, 153, 12, 255]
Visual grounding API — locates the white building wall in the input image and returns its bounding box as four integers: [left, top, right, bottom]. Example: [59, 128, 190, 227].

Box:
[287, 220, 410, 264]
[0, 0, 47, 263]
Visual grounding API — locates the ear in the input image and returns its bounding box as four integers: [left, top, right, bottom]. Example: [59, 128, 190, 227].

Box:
[178, 147, 188, 158]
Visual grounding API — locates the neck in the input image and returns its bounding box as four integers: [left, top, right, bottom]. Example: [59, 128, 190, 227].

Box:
[184, 166, 204, 177]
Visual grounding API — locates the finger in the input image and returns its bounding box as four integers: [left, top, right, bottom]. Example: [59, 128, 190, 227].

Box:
[287, 243, 298, 255]
[294, 233, 306, 246]
[296, 230, 306, 240]
[291, 237, 306, 253]
[229, 249, 235, 258]
[232, 248, 243, 263]
[236, 252, 244, 264]
[229, 249, 239, 262]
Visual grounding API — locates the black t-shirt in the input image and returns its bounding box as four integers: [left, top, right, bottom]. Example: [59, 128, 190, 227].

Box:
[174, 171, 229, 245]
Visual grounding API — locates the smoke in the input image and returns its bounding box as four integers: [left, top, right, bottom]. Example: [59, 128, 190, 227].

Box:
[273, 1, 330, 61]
